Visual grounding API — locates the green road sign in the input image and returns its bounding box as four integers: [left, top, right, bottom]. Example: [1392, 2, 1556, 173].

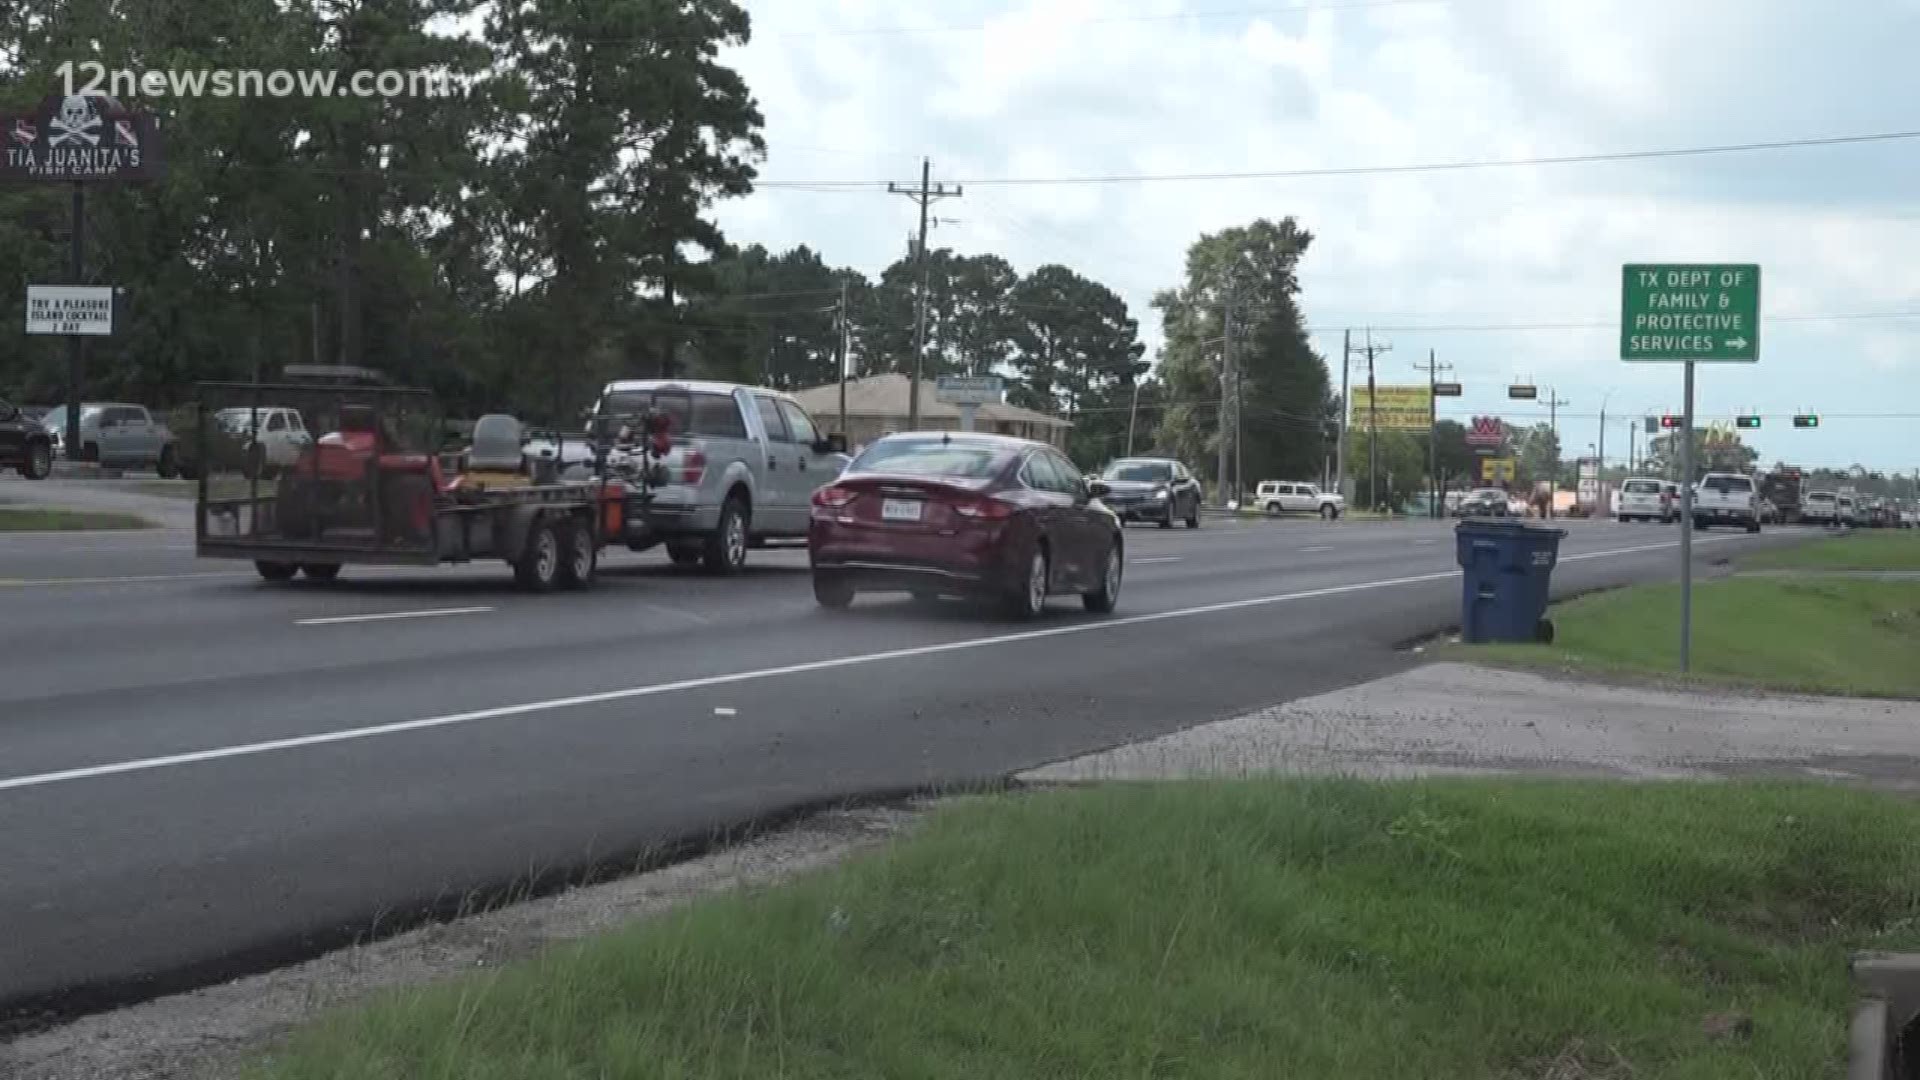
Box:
[1620, 263, 1760, 362]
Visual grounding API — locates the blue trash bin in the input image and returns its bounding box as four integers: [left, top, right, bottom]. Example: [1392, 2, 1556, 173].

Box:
[1454, 519, 1568, 644]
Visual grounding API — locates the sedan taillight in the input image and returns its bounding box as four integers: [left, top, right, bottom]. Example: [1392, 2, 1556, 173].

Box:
[813, 484, 856, 508]
[952, 495, 1014, 520]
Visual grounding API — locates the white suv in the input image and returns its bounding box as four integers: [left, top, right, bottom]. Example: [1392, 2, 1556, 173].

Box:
[1255, 480, 1344, 519]
[1692, 473, 1761, 533]
[1616, 477, 1675, 523]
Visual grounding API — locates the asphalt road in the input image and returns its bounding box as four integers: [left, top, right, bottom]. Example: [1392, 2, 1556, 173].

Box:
[0, 500, 1813, 1025]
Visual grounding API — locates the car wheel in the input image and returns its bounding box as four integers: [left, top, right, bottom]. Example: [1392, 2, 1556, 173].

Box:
[514, 517, 564, 592]
[21, 441, 51, 480]
[82, 441, 100, 463]
[702, 496, 750, 575]
[155, 445, 179, 480]
[1265, 501, 1282, 518]
[666, 541, 703, 567]
[1320, 504, 1336, 520]
[1746, 520, 1761, 535]
[1693, 518, 1708, 531]
[558, 517, 597, 589]
[1005, 545, 1049, 619]
[255, 560, 298, 583]
[813, 573, 854, 610]
[1185, 499, 1200, 528]
[300, 563, 341, 583]
[1083, 538, 1122, 614]
[1158, 505, 1174, 529]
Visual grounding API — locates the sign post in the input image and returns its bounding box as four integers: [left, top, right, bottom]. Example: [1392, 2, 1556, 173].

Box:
[2, 93, 164, 457]
[1621, 263, 1761, 672]
[933, 374, 1004, 432]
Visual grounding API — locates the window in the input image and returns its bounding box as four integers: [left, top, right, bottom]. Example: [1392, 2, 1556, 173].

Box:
[1045, 451, 1086, 494]
[778, 400, 820, 446]
[689, 394, 748, 439]
[1100, 460, 1172, 482]
[753, 395, 791, 441]
[1704, 476, 1752, 494]
[852, 437, 1004, 478]
[599, 389, 747, 439]
[1623, 480, 1661, 494]
[266, 413, 287, 432]
[1023, 453, 1067, 493]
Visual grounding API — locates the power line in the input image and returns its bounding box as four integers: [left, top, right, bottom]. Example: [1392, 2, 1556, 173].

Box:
[756, 128, 1920, 189]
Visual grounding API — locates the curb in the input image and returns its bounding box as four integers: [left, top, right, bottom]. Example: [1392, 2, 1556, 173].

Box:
[1850, 951, 1920, 1079]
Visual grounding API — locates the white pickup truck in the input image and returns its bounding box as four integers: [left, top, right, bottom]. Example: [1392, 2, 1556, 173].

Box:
[1691, 473, 1762, 533]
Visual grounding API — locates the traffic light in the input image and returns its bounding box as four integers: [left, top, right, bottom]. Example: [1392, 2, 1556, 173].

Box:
[1793, 414, 1819, 429]
[1660, 415, 1683, 429]
[1736, 415, 1761, 429]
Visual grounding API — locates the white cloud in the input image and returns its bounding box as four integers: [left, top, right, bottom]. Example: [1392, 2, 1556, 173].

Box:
[716, 0, 1920, 468]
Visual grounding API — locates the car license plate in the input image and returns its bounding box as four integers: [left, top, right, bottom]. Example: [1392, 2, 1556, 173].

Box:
[881, 498, 923, 522]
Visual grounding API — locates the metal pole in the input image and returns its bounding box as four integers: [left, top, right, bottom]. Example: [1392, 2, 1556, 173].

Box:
[1679, 361, 1695, 672]
[1234, 366, 1243, 505]
[836, 279, 849, 439]
[1597, 405, 1607, 517]
[959, 403, 977, 432]
[1337, 328, 1350, 501]
[1124, 378, 1140, 457]
[64, 181, 85, 458]
[1427, 349, 1438, 518]
[1366, 328, 1377, 511]
[1217, 295, 1233, 503]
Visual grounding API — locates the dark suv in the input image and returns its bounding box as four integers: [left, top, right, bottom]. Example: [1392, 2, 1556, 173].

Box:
[0, 397, 54, 479]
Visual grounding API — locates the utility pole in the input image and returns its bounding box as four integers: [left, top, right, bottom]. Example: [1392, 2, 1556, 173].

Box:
[835, 278, 850, 440]
[1349, 330, 1392, 510]
[1414, 349, 1452, 518]
[1124, 378, 1141, 457]
[1217, 291, 1235, 503]
[1596, 403, 1607, 516]
[1337, 329, 1351, 501]
[1543, 388, 1570, 518]
[888, 158, 961, 430]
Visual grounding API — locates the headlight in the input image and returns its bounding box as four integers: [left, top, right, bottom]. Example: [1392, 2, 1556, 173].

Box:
[1151, 487, 1169, 501]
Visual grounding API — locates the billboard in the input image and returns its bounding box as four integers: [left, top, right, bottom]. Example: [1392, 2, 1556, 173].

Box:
[1349, 384, 1432, 431]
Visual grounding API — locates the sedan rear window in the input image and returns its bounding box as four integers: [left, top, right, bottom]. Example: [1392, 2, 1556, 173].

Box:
[851, 439, 1004, 478]
[1102, 461, 1172, 482]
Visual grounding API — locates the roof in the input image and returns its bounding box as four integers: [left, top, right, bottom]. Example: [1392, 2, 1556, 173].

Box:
[787, 373, 1071, 429]
[599, 379, 768, 398]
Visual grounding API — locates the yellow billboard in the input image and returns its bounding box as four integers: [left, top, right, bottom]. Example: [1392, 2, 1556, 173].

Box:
[1481, 457, 1516, 483]
[1349, 384, 1433, 431]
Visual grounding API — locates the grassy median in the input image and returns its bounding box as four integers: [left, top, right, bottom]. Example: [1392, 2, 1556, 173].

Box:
[1741, 530, 1920, 572]
[252, 780, 1920, 1080]
[0, 507, 152, 531]
[1465, 577, 1920, 697]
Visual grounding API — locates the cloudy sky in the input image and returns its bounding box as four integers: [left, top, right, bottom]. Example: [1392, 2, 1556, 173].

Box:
[715, 0, 1920, 472]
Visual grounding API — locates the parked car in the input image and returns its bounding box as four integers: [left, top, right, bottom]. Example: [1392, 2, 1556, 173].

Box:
[210, 406, 314, 478]
[808, 432, 1125, 618]
[1094, 457, 1202, 528]
[1458, 488, 1511, 517]
[1615, 477, 1675, 523]
[1692, 473, 1761, 533]
[0, 396, 55, 478]
[526, 379, 847, 574]
[1837, 494, 1858, 528]
[1802, 490, 1840, 526]
[1254, 479, 1345, 519]
[41, 402, 179, 476]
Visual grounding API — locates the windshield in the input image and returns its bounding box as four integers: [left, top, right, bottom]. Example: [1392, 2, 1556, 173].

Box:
[1623, 480, 1661, 494]
[1101, 460, 1172, 482]
[38, 406, 100, 428]
[1703, 476, 1753, 493]
[1808, 493, 1835, 504]
[850, 438, 1005, 478]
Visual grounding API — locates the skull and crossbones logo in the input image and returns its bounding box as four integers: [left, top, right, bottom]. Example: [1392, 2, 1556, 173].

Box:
[48, 95, 101, 148]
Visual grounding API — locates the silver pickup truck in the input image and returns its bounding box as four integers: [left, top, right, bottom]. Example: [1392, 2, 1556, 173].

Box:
[43, 402, 179, 476]
[1691, 472, 1762, 533]
[528, 380, 849, 574]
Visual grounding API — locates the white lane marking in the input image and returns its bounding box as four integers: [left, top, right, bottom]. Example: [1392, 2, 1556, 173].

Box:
[713, 707, 737, 717]
[0, 571, 251, 587]
[1299, 544, 1333, 553]
[0, 532, 1762, 795]
[1413, 539, 1444, 546]
[296, 606, 493, 627]
[1132, 555, 1183, 564]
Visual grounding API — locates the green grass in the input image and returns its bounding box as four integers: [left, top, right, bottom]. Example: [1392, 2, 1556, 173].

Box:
[1741, 530, 1920, 572]
[0, 507, 153, 531]
[1466, 577, 1920, 697]
[251, 780, 1920, 1080]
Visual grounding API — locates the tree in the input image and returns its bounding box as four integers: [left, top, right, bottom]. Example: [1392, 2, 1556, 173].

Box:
[1433, 419, 1477, 492]
[485, 0, 764, 418]
[1344, 429, 1427, 509]
[1005, 264, 1145, 417]
[859, 248, 1018, 379]
[681, 243, 866, 389]
[1512, 423, 1561, 487]
[1643, 427, 1759, 481]
[1150, 218, 1332, 492]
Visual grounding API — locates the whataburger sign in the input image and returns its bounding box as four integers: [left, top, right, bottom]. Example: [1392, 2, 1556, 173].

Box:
[1465, 416, 1504, 447]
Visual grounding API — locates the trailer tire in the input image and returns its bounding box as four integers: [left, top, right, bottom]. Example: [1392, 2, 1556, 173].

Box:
[557, 516, 597, 589]
[255, 560, 298, 583]
[514, 517, 564, 592]
[301, 563, 341, 583]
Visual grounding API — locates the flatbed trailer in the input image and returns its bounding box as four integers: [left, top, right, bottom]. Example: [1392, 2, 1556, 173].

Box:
[191, 382, 643, 591]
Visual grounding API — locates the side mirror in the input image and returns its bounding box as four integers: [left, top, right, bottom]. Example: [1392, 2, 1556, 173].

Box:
[1086, 479, 1112, 500]
[814, 433, 847, 455]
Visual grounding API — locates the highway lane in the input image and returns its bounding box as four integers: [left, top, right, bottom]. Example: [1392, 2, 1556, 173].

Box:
[0, 517, 1810, 1022]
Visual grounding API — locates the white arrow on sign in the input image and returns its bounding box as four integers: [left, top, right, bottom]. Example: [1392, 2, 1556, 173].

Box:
[1724, 336, 1749, 349]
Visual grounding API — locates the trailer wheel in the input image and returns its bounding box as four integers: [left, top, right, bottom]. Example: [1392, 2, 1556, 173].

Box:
[255, 560, 298, 583]
[514, 517, 563, 592]
[557, 516, 597, 589]
[301, 563, 342, 583]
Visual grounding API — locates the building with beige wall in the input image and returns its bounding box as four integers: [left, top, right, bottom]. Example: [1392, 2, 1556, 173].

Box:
[790, 373, 1071, 452]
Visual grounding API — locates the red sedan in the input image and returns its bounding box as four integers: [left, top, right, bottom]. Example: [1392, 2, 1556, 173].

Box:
[808, 432, 1124, 618]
